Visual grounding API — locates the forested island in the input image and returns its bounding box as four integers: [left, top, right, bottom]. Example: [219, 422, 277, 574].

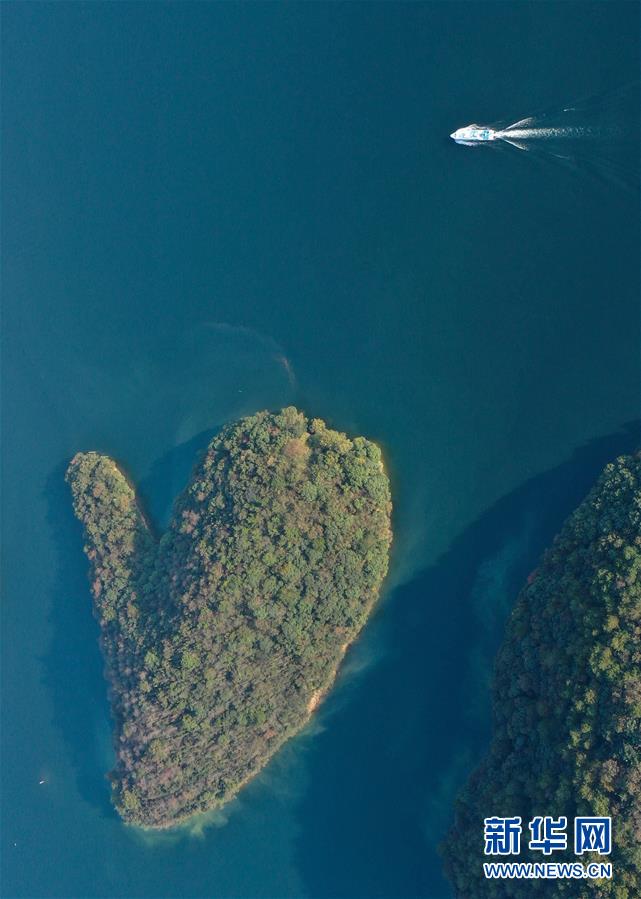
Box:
[67, 408, 392, 828]
[443, 451, 641, 897]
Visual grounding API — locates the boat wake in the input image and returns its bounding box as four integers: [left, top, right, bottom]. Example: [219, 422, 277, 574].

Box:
[452, 83, 640, 190]
[499, 125, 598, 143]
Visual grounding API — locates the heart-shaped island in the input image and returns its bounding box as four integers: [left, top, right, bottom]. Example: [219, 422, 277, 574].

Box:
[67, 408, 392, 828]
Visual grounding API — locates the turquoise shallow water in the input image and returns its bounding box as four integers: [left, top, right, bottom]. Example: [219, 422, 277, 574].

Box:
[2, 4, 639, 898]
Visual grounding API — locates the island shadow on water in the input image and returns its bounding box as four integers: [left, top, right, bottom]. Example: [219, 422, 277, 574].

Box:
[43, 461, 116, 821]
[293, 420, 639, 899]
[42, 420, 638, 872]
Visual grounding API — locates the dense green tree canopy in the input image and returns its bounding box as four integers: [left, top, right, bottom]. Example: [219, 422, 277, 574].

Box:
[67, 408, 392, 828]
[443, 452, 641, 897]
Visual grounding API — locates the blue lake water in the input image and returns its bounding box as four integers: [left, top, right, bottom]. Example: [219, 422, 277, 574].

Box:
[2, 4, 639, 898]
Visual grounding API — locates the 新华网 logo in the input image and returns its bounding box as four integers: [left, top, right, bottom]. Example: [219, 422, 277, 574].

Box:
[483, 816, 612, 856]
[482, 816, 613, 882]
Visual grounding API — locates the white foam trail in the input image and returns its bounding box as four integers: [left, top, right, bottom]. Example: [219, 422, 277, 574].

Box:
[497, 127, 592, 140]
[483, 84, 639, 189]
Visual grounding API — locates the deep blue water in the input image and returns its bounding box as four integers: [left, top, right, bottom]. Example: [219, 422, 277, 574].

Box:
[2, 4, 639, 898]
